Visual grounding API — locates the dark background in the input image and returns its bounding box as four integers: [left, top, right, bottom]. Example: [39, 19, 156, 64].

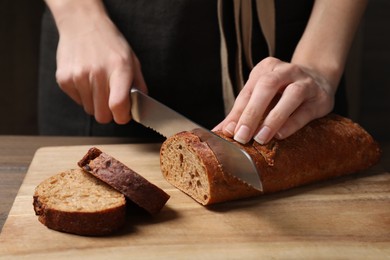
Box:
[1, 0, 389, 143]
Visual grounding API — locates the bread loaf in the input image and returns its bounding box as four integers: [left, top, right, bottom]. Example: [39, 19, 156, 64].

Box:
[78, 147, 170, 214]
[33, 169, 126, 236]
[160, 114, 382, 205]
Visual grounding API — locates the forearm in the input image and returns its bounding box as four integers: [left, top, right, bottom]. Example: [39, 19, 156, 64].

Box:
[291, 0, 368, 91]
[44, 0, 109, 33]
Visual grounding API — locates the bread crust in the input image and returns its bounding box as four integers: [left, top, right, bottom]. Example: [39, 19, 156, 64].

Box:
[33, 169, 126, 236]
[78, 147, 170, 214]
[160, 114, 382, 205]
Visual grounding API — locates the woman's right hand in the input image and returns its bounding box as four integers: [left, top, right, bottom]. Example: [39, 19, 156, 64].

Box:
[47, 0, 147, 124]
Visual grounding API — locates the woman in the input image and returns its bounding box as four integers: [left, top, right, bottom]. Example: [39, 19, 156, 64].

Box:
[38, 0, 367, 144]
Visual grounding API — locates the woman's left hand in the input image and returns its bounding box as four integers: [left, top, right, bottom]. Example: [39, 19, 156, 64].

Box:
[213, 57, 336, 144]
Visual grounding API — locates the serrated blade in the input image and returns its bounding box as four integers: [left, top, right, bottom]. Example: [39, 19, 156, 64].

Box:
[130, 88, 263, 191]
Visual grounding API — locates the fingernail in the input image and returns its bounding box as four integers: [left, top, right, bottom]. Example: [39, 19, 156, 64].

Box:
[234, 125, 251, 144]
[224, 122, 236, 136]
[254, 126, 271, 144]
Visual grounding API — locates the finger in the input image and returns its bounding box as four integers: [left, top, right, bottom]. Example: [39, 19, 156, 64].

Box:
[131, 56, 148, 95]
[275, 103, 318, 140]
[73, 67, 94, 115]
[275, 91, 334, 140]
[108, 66, 132, 124]
[254, 81, 313, 144]
[220, 89, 252, 137]
[91, 70, 112, 124]
[233, 70, 293, 144]
[56, 69, 82, 105]
[219, 72, 275, 137]
[212, 121, 224, 132]
[218, 119, 236, 137]
[217, 57, 282, 137]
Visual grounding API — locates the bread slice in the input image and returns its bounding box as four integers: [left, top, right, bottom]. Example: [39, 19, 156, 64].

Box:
[160, 114, 382, 205]
[33, 169, 126, 236]
[78, 147, 170, 214]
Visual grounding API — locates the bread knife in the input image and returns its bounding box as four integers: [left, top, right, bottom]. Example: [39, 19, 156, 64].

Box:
[130, 88, 263, 191]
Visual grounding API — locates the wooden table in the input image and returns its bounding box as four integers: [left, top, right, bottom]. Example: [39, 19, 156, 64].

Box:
[0, 135, 389, 258]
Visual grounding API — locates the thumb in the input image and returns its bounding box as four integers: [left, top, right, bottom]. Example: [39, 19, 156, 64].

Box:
[132, 57, 148, 95]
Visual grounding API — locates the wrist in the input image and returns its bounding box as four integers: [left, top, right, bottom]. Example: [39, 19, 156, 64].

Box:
[291, 58, 342, 94]
[292, 60, 340, 97]
[45, 0, 108, 34]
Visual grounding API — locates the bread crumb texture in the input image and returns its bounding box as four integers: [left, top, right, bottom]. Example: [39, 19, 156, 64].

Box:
[34, 169, 125, 212]
[161, 139, 210, 204]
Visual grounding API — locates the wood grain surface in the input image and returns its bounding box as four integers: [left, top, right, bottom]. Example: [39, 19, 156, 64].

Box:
[0, 144, 389, 259]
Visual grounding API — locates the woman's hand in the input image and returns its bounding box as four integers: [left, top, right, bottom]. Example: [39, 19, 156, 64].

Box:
[214, 57, 335, 144]
[48, 0, 147, 124]
[214, 0, 367, 145]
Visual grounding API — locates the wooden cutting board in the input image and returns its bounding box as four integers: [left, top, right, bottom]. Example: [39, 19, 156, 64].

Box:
[0, 144, 389, 259]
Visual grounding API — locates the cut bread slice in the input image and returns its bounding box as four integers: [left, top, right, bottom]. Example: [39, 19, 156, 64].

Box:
[78, 147, 170, 214]
[33, 169, 126, 236]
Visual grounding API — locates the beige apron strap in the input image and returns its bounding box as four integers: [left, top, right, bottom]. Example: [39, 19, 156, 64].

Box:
[233, 0, 245, 90]
[217, 0, 236, 115]
[241, 0, 254, 69]
[255, 0, 275, 56]
[218, 0, 276, 115]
